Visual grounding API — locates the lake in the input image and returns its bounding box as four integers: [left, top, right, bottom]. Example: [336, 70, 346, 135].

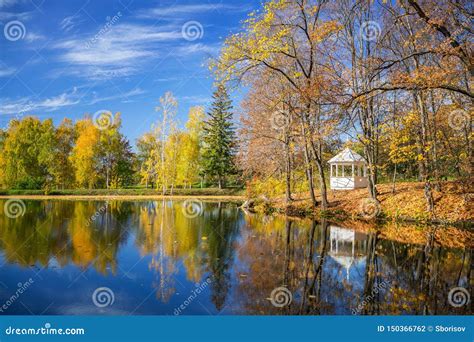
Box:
[0, 199, 471, 315]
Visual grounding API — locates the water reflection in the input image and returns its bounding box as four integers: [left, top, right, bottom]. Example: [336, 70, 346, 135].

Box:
[328, 226, 367, 281]
[0, 200, 470, 315]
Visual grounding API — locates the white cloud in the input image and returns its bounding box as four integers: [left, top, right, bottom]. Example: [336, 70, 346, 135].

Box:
[25, 32, 45, 42]
[177, 43, 219, 56]
[0, 66, 15, 77]
[180, 95, 210, 105]
[54, 23, 183, 79]
[59, 14, 85, 33]
[0, 91, 79, 114]
[0, 10, 31, 21]
[136, 3, 247, 19]
[88, 87, 145, 105]
[57, 24, 181, 65]
[40, 93, 78, 109]
[0, 0, 23, 8]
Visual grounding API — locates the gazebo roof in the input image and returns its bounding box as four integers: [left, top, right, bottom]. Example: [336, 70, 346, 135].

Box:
[328, 148, 365, 164]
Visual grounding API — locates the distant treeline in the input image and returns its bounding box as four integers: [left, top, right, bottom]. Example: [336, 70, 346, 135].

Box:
[0, 86, 238, 192]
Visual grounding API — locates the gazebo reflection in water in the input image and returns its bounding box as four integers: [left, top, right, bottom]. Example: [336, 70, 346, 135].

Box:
[328, 225, 368, 281]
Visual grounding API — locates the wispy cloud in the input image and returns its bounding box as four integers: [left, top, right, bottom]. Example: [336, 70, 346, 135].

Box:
[0, 0, 23, 9]
[88, 87, 145, 105]
[136, 3, 247, 19]
[53, 23, 184, 79]
[25, 31, 45, 42]
[59, 14, 85, 33]
[0, 84, 149, 115]
[0, 66, 16, 77]
[180, 95, 210, 105]
[0, 10, 32, 21]
[0, 90, 80, 114]
[177, 43, 219, 56]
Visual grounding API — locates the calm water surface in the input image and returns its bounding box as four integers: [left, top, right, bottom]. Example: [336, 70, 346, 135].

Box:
[0, 200, 470, 315]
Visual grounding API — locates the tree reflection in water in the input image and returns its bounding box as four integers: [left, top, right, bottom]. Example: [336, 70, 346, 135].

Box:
[0, 199, 470, 315]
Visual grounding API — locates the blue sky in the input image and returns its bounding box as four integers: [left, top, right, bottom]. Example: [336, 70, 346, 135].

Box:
[0, 0, 256, 144]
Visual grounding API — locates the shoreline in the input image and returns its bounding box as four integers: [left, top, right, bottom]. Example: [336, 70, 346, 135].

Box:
[252, 203, 473, 228]
[245, 180, 473, 227]
[0, 194, 245, 201]
[1, 193, 471, 248]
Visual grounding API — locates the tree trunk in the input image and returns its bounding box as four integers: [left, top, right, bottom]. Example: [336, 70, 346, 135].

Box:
[284, 132, 293, 204]
[106, 166, 109, 190]
[415, 90, 435, 216]
[309, 139, 328, 210]
[391, 164, 397, 195]
[299, 114, 318, 208]
[364, 144, 378, 200]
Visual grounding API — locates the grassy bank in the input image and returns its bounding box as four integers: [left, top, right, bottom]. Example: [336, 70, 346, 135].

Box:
[0, 187, 245, 197]
[252, 180, 473, 226]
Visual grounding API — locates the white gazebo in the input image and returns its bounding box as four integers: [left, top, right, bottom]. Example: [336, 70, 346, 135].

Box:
[328, 148, 367, 190]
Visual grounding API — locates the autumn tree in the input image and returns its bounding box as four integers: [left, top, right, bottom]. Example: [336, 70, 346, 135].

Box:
[214, 0, 343, 209]
[240, 71, 298, 203]
[50, 118, 76, 189]
[0, 117, 55, 189]
[97, 113, 135, 189]
[137, 132, 159, 188]
[155, 92, 178, 194]
[70, 118, 101, 189]
[176, 106, 205, 188]
[341, 0, 473, 214]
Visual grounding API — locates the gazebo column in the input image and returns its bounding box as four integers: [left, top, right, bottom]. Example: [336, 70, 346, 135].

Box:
[351, 164, 354, 177]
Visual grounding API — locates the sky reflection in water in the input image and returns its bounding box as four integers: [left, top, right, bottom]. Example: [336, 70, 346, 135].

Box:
[0, 200, 470, 315]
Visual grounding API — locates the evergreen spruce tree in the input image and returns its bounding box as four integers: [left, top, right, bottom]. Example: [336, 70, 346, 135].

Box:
[202, 84, 236, 189]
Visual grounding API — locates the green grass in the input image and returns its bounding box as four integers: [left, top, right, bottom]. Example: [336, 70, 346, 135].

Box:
[0, 187, 245, 197]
